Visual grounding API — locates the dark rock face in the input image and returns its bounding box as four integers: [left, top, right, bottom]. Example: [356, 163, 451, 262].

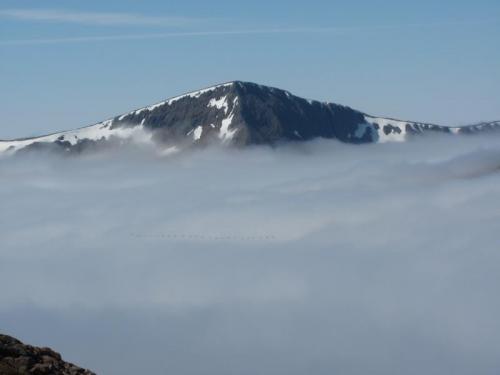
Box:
[118, 82, 243, 147]
[1, 81, 499, 155]
[112, 82, 380, 145]
[0, 334, 95, 375]
[232, 82, 369, 144]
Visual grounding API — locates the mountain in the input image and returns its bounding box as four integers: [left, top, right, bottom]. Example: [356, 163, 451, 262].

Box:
[1, 81, 499, 155]
[0, 334, 95, 375]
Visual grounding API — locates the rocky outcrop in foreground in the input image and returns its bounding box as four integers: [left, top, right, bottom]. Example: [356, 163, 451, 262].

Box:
[0, 334, 95, 375]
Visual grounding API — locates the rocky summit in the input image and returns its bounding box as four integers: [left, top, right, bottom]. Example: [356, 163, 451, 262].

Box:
[0, 334, 95, 375]
[1, 81, 499, 155]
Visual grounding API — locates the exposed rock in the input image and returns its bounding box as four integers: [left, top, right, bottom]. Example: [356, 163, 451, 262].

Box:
[0, 334, 95, 375]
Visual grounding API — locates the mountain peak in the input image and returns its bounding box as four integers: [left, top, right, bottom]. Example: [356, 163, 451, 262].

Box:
[1, 82, 499, 155]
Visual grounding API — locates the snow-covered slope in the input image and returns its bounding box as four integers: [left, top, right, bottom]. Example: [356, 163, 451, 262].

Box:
[0, 120, 151, 154]
[362, 116, 500, 143]
[1, 81, 499, 155]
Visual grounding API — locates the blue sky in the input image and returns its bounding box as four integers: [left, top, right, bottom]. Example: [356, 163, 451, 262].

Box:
[1, 0, 499, 138]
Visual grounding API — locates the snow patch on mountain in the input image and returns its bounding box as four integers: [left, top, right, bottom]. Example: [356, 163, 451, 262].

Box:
[218, 98, 238, 141]
[465, 121, 500, 132]
[193, 126, 203, 141]
[364, 116, 408, 143]
[208, 96, 229, 114]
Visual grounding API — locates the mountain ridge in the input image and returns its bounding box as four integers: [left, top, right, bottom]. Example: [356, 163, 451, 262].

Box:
[1, 81, 499, 155]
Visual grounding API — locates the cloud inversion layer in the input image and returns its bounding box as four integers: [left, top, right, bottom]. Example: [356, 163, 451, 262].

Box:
[1, 134, 500, 374]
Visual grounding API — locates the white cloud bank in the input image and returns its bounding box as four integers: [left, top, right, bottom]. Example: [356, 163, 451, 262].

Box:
[1, 134, 500, 374]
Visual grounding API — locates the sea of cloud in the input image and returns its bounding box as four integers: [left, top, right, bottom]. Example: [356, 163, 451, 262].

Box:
[1, 133, 500, 374]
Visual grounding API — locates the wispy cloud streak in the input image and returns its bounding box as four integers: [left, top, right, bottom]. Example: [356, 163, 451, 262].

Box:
[0, 8, 198, 27]
[0, 27, 351, 46]
[0, 12, 497, 46]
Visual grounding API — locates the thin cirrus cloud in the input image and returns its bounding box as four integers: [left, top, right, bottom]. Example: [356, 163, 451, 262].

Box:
[0, 15, 497, 46]
[0, 27, 351, 46]
[0, 8, 200, 27]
